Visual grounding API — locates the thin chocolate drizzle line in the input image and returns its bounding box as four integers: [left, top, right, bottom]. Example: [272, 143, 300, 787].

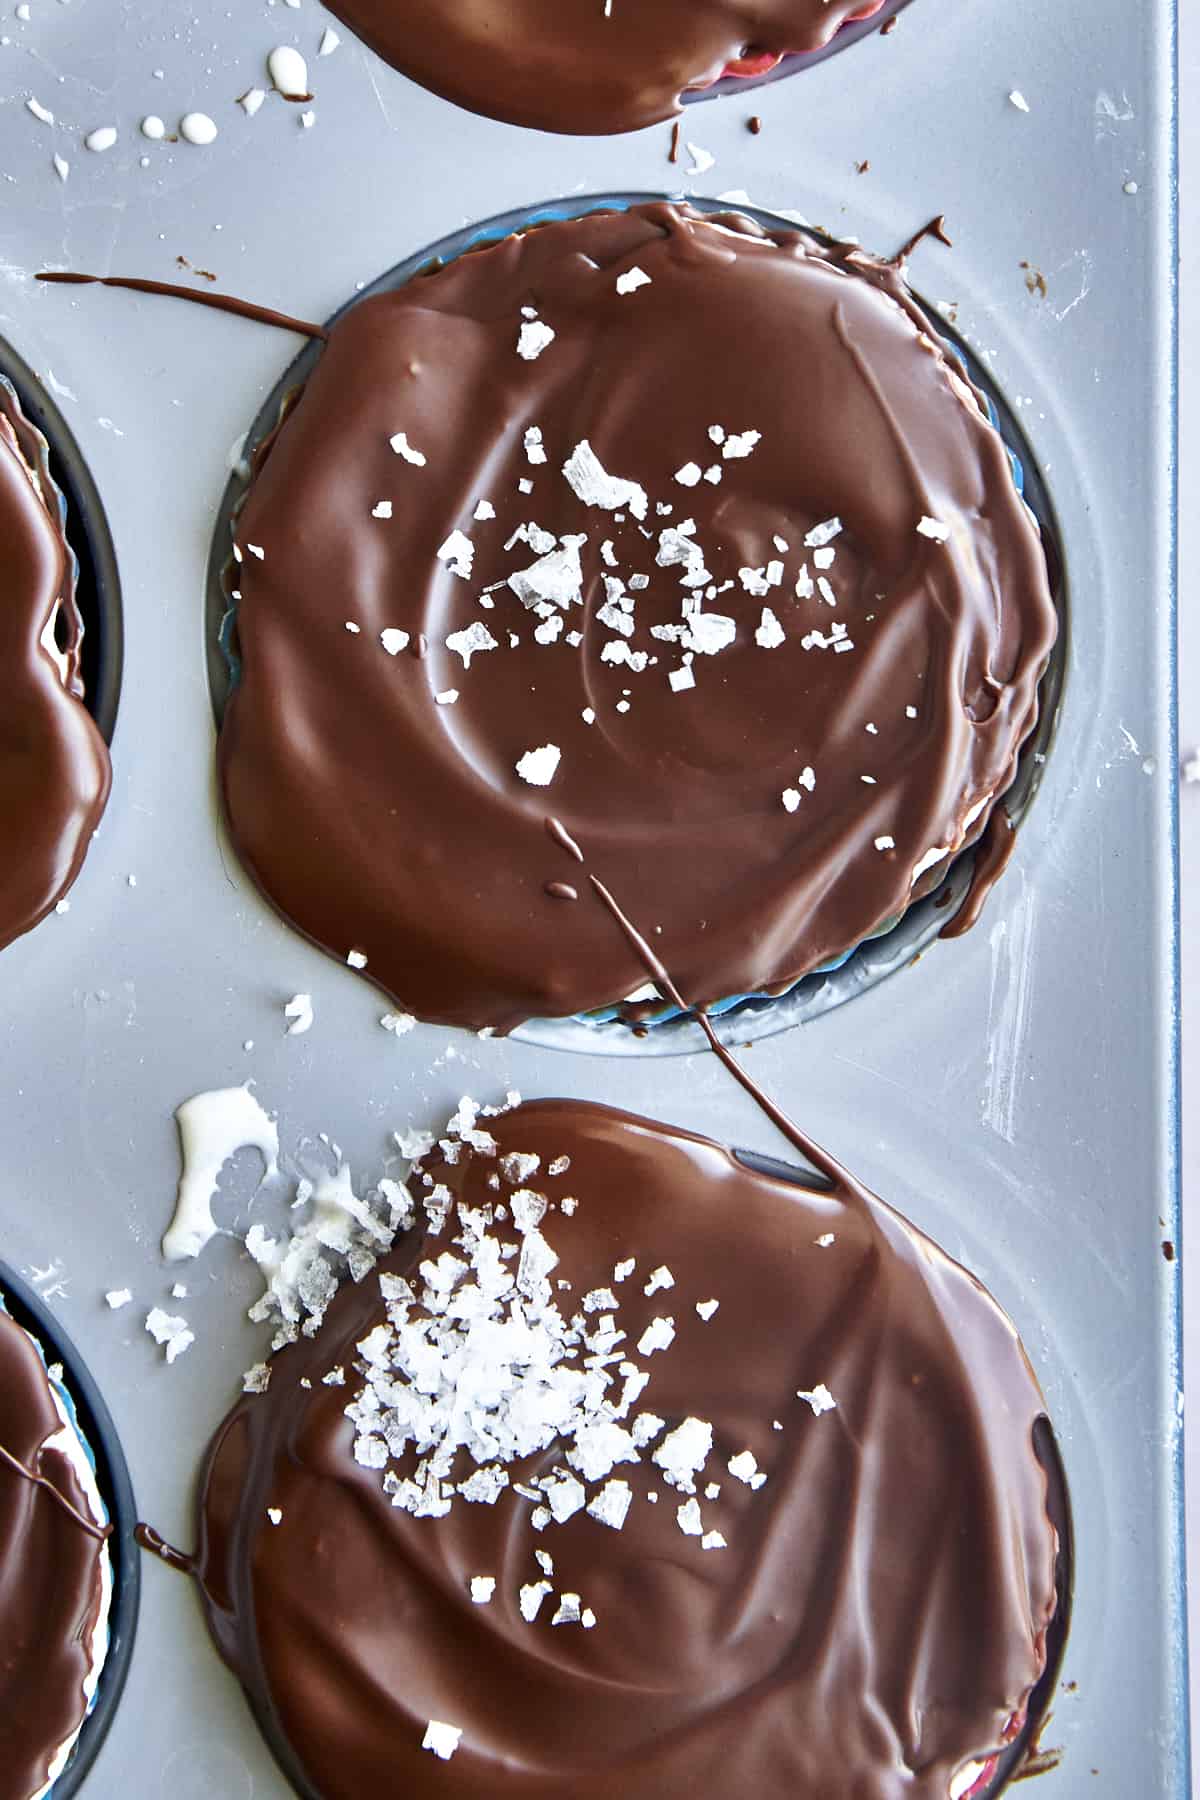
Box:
[887, 214, 953, 268]
[588, 874, 848, 1190]
[36, 272, 329, 342]
[135, 1521, 196, 1574]
[545, 816, 585, 864]
[0, 1440, 112, 1542]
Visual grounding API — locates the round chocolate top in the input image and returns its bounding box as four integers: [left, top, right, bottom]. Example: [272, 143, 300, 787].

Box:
[0, 1305, 108, 1800]
[318, 0, 890, 133]
[0, 384, 111, 951]
[196, 1098, 1060, 1800]
[220, 204, 1056, 1033]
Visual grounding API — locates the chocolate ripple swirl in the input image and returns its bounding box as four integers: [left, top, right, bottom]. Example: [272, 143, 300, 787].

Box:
[196, 1099, 1060, 1800]
[0, 381, 111, 951]
[219, 203, 1057, 1033]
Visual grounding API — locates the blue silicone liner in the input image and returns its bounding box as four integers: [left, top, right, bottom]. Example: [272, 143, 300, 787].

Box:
[0, 1262, 139, 1799]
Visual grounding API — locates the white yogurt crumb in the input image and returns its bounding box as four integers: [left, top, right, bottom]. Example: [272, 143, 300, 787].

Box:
[515, 744, 561, 787]
[421, 1721, 462, 1761]
[84, 126, 117, 152]
[268, 45, 309, 97]
[389, 431, 426, 465]
[299, 110, 315, 129]
[27, 96, 54, 124]
[685, 142, 715, 175]
[54, 898, 70, 915]
[140, 115, 165, 140]
[284, 993, 314, 1036]
[318, 26, 339, 53]
[239, 88, 266, 116]
[517, 319, 555, 360]
[1008, 89, 1030, 112]
[53, 153, 70, 182]
[180, 113, 218, 146]
[145, 1308, 194, 1363]
[615, 266, 651, 294]
[104, 1288, 132, 1310]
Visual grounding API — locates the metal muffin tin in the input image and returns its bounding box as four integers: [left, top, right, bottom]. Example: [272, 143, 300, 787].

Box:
[0, 0, 1182, 1793]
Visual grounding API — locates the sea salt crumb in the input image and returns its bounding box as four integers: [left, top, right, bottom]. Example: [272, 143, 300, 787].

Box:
[380, 1011, 417, 1036]
[243, 1362, 271, 1393]
[815, 1233, 835, 1248]
[380, 628, 410, 657]
[874, 835, 896, 852]
[695, 1299, 719, 1321]
[346, 949, 368, 969]
[437, 528, 475, 579]
[318, 26, 340, 53]
[446, 621, 498, 667]
[917, 515, 951, 541]
[518, 319, 555, 360]
[344, 621, 361, 634]
[434, 689, 459, 706]
[616, 267, 652, 294]
[239, 88, 266, 115]
[390, 431, 426, 465]
[728, 1450, 767, 1490]
[797, 1383, 838, 1416]
[653, 1416, 712, 1492]
[421, 1722, 462, 1761]
[587, 1478, 633, 1530]
[266, 1507, 283, 1524]
[105, 1288, 132, 1310]
[469, 1576, 496, 1604]
[1008, 89, 1030, 112]
[371, 500, 393, 519]
[145, 1308, 194, 1363]
[755, 607, 785, 649]
[283, 993, 313, 1035]
[906, 705, 919, 719]
[685, 142, 715, 175]
[474, 499, 496, 521]
[552, 1593, 584, 1626]
[701, 1530, 727, 1551]
[562, 440, 648, 520]
[674, 462, 702, 488]
[643, 1266, 674, 1296]
[722, 430, 761, 460]
[637, 1316, 675, 1355]
[669, 664, 696, 693]
[519, 1580, 553, 1622]
[677, 1498, 703, 1536]
[782, 789, 801, 813]
[515, 744, 561, 787]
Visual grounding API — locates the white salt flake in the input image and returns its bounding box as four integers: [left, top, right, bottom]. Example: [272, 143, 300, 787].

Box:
[552, 1593, 584, 1626]
[380, 1011, 417, 1036]
[728, 1450, 767, 1490]
[434, 689, 459, 706]
[474, 499, 496, 521]
[815, 1232, 836, 1248]
[587, 1478, 633, 1530]
[874, 835, 896, 852]
[701, 1530, 727, 1550]
[685, 142, 715, 175]
[517, 319, 555, 360]
[782, 789, 801, 814]
[684, 613, 736, 657]
[346, 949, 368, 970]
[105, 1288, 132, 1310]
[145, 1308, 194, 1363]
[797, 1383, 838, 1416]
[390, 432, 426, 466]
[805, 518, 842, 548]
[616, 266, 652, 294]
[519, 1580, 553, 1622]
[722, 430, 761, 460]
[371, 500, 393, 519]
[239, 88, 266, 115]
[422, 1721, 462, 1761]
[562, 440, 648, 520]
[674, 462, 702, 488]
[668, 664, 696, 693]
[1009, 89, 1030, 112]
[437, 529, 475, 579]
[755, 607, 785, 649]
[380, 627, 409, 655]
[469, 1576, 496, 1604]
[676, 1498, 703, 1535]
[637, 1316, 675, 1355]
[318, 26, 340, 53]
[266, 1507, 283, 1524]
[812, 546, 836, 571]
[695, 1299, 719, 1321]
[243, 1362, 271, 1393]
[515, 744, 561, 787]
[643, 1266, 674, 1296]
[917, 515, 951, 541]
[446, 621, 498, 667]
[653, 1416, 712, 1492]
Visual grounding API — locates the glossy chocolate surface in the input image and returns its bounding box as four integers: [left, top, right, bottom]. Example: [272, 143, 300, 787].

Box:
[318, 0, 891, 133]
[0, 1307, 107, 1800]
[220, 204, 1057, 1033]
[0, 383, 110, 951]
[196, 1099, 1060, 1799]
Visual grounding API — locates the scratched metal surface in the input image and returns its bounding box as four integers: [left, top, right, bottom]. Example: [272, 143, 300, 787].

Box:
[0, 0, 1182, 1794]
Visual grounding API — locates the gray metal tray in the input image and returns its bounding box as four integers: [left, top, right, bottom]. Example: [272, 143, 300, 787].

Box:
[0, 0, 1182, 1793]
